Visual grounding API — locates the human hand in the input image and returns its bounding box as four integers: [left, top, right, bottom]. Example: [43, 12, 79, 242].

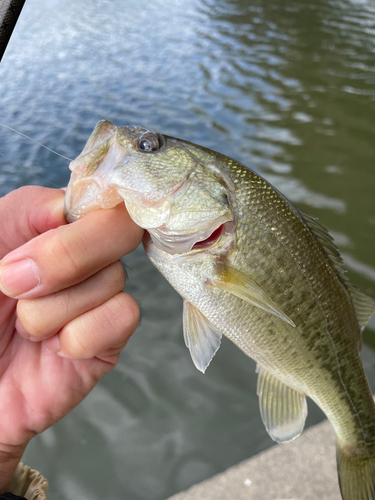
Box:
[0, 186, 144, 490]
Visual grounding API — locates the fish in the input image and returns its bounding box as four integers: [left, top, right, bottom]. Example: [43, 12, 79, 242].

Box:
[64, 120, 375, 500]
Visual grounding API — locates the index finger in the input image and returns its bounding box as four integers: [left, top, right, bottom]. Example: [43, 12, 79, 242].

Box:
[0, 203, 144, 299]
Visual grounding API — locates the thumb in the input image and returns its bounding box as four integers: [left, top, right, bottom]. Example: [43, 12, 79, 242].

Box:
[0, 186, 66, 258]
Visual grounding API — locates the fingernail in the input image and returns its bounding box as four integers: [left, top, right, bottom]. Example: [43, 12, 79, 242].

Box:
[0, 259, 40, 296]
[46, 334, 61, 354]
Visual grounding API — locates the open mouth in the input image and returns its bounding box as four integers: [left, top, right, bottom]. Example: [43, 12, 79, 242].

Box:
[192, 224, 224, 250]
[144, 221, 230, 255]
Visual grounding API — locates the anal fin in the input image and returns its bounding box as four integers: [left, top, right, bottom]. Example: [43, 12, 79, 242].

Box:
[256, 365, 307, 443]
[183, 300, 222, 374]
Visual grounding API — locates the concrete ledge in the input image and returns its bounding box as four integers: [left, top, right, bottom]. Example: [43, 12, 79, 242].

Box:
[167, 420, 341, 500]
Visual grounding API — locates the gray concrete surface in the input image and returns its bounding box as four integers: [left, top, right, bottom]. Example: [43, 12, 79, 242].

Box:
[167, 420, 341, 500]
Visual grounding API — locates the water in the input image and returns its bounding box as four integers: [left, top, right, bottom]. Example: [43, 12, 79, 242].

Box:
[0, 0, 375, 498]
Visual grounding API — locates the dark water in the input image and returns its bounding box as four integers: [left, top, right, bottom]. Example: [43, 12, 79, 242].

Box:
[0, 0, 375, 498]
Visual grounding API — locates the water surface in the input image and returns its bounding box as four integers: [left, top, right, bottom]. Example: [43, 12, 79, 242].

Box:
[0, 0, 375, 498]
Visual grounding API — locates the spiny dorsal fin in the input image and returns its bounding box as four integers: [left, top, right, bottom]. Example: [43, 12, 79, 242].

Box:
[299, 210, 348, 280]
[183, 300, 222, 373]
[256, 365, 307, 443]
[299, 209, 375, 332]
[210, 261, 295, 327]
[347, 286, 375, 333]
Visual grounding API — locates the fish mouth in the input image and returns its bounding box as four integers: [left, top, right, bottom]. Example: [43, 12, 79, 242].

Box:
[64, 176, 123, 222]
[144, 221, 232, 257]
[147, 213, 231, 255]
[192, 224, 224, 250]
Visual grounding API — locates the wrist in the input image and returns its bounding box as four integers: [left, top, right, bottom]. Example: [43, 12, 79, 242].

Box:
[0, 442, 28, 492]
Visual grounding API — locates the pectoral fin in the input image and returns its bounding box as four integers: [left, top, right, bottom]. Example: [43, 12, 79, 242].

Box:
[211, 261, 295, 327]
[256, 365, 307, 443]
[183, 300, 222, 373]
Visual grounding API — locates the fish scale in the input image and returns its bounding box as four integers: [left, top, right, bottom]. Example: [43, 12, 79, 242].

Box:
[150, 169, 374, 449]
[222, 160, 375, 448]
[65, 121, 375, 500]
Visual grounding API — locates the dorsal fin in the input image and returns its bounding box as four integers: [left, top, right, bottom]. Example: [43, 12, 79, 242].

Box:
[348, 286, 375, 333]
[299, 209, 375, 332]
[299, 210, 347, 281]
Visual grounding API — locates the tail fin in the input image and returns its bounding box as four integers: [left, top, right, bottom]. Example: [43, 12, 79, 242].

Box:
[337, 442, 375, 500]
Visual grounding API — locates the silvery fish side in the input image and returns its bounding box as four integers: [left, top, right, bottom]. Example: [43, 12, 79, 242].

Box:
[65, 121, 375, 500]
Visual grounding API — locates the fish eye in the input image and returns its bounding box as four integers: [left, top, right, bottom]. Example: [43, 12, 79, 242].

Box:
[136, 133, 163, 153]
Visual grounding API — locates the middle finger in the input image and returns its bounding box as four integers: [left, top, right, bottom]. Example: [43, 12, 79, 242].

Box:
[16, 261, 126, 340]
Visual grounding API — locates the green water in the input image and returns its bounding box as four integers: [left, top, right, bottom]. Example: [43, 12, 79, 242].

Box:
[0, 0, 374, 498]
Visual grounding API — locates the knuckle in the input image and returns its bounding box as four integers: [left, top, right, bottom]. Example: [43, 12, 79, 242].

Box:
[98, 296, 125, 335]
[94, 293, 139, 343]
[61, 318, 90, 357]
[111, 261, 127, 290]
[101, 261, 126, 292]
[16, 299, 47, 337]
[112, 293, 140, 334]
[47, 233, 81, 279]
[124, 295, 141, 330]
[58, 293, 140, 359]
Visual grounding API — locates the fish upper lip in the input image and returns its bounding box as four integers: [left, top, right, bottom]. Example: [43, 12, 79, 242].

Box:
[64, 174, 122, 222]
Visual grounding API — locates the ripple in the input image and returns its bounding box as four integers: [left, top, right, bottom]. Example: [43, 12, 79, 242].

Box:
[265, 175, 347, 213]
[4, 0, 375, 498]
[341, 253, 375, 282]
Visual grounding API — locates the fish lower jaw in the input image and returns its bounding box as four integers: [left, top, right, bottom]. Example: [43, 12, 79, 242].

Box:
[192, 224, 224, 250]
[148, 220, 226, 255]
[64, 180, 124, 222]
[144, 223, 234, 260]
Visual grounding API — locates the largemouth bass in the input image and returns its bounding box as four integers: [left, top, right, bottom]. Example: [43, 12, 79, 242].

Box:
[65, 120, 375, 500]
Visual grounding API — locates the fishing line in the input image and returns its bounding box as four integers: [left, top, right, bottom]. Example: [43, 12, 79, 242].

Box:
[0, 129, 69, 190]
[0, 147, 64, 190]
[0, 121, 73, 161]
